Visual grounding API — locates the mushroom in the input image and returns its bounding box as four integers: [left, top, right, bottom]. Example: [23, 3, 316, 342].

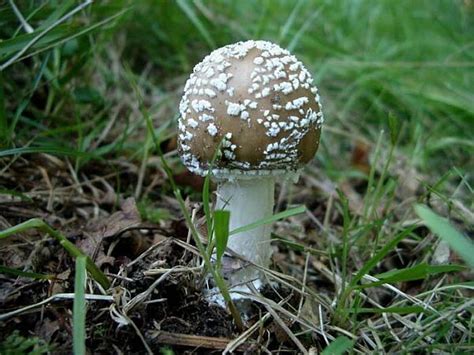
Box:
[178, 40, 323, 298]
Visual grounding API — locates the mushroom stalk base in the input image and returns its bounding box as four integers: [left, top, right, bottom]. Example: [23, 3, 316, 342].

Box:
[211, 177, 275, 301]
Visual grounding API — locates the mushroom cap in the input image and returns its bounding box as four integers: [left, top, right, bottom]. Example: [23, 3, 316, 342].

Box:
[178, 40, 324, 178]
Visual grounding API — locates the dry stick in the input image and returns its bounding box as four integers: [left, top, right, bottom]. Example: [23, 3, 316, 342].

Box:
[151, 332, 252, 352]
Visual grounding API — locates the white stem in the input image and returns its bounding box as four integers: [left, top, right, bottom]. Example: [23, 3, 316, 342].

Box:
[215, 177, 275, 287]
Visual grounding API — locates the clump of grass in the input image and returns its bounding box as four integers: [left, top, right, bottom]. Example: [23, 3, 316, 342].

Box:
[0, 330, 52, 355]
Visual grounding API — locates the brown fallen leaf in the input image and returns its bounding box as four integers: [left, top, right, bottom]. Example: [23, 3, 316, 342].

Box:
[351, 139, 370, 175]
[37, 318, 60, 342]
[88, 197, 141, 239]
[78, 198, 142, 266]
[149, 331, 253, 352]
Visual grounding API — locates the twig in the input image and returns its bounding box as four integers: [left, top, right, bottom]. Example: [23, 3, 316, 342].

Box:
[150, 331, 252, 351]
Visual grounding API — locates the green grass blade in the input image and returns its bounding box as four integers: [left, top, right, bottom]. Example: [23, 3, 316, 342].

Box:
[350, 226, 415, 287]
[287, 6, 324, 52]
[0, 265, 53, 280]
[348, 306, 425, 314]
[9, 52, 50, 137]
[176, 0, 215, 49]
[0, 24, 76, 58]
[0, 71, 7, 147]
[36, 0, 76, 32]
[388, 112, 401, 145]
[0, 146, 95, 158]
[229, 205, 306, 236]
[279, 0, 305, 43]
[73, 256, 87, 355]
[202, 172, 212, 241]
[415, 204, 474, 268]
[214, 210, 230, 265]
[203, 141, 223, 251]
[0, 188, 33, 201]
[321, 336, 354, 355]
[0, 7, 128, 68]
[0, 0, 95, 69]
[273, 235, 327, 255]
[374, 263, 465, 281]
[357, 263, 465, 288]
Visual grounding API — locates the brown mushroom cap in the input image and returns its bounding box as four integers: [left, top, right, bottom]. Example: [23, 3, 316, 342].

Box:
[178, 40, 323, 177]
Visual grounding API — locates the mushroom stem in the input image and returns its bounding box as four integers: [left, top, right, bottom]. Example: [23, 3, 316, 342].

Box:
[215, 177, 275, 290]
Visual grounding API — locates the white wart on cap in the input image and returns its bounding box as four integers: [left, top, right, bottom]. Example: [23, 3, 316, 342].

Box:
[178, 40, 324, 177]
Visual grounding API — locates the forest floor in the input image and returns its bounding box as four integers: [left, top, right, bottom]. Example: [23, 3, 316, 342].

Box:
[1, 1, 473, 354]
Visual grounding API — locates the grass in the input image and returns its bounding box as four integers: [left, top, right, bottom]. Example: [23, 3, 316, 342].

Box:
[73, 256, 87, 355]
[1, 0, 473, 353]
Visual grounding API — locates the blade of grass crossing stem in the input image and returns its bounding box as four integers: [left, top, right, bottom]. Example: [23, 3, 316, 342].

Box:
[230, 205, 306, 236]
[73, 256, 87, 355]
[0, 266, 53, 280]
[415, 204, 474, 268]
[202, 172, 212, 242]
[0, 218, 110, 289]
[126, 66, 244, 330]
[321, 336, 354, 355]
[203, 140, 223, 252]
[214, 210, 230, 266]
